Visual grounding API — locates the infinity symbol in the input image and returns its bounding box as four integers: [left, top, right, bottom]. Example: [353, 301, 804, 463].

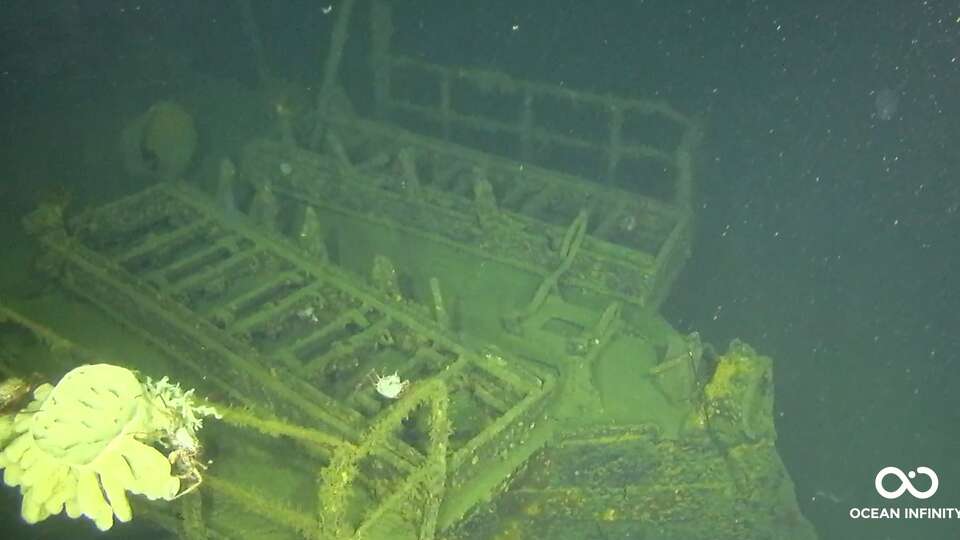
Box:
[875, 466, 939, 499]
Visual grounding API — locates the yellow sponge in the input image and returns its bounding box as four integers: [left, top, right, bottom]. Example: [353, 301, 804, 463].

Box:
[0, 364, 216, 531]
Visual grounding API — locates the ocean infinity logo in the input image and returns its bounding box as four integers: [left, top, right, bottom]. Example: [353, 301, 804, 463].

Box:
[875, 466, 939, 499]
[848, 466, 956, 520]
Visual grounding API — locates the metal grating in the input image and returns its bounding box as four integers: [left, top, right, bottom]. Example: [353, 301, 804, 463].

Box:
[29, 183, 557, 539]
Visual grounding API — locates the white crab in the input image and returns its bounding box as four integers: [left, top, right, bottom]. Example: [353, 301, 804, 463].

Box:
[370, 370, 409, 399]
[165, 427, 207, 499]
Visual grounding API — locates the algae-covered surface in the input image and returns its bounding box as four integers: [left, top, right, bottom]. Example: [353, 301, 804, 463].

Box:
[2, 3, 959, 540]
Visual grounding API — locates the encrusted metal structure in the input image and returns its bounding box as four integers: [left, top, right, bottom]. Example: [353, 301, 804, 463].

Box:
[0, 302, 90, 381]
[27, 184, 554, 539]
[449, 341, 816, 540]
[8, 1, 819, 539]
[298, 1, 701, 314]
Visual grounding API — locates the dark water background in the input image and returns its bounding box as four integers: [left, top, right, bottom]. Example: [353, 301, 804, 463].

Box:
[1, 1, 958, 539]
